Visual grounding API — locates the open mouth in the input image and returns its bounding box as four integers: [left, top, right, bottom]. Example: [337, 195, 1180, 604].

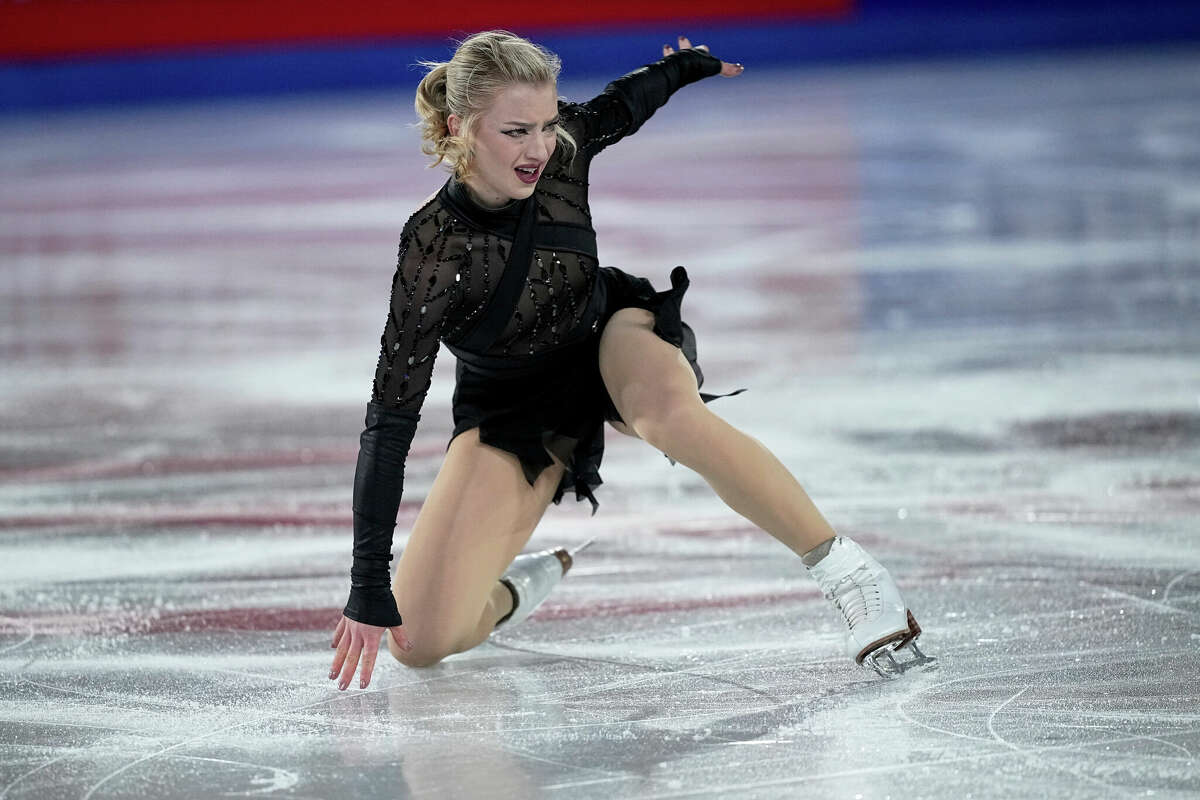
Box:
[515, 164, 541, 183]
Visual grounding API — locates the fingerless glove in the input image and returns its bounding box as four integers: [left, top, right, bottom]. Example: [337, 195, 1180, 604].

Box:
[342, 400, 420, 627]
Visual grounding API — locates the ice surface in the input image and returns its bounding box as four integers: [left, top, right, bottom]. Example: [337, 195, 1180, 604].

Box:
[2, 46, 1199, 798]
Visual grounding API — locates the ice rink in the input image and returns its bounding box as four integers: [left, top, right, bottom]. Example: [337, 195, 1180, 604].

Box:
[2, 45, 1199, 798]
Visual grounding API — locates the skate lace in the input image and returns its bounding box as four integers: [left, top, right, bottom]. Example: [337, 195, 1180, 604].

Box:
[827, 566, 883, 629]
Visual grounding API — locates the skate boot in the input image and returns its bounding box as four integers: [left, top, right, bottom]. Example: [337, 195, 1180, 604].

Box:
[805, 536, 934, 678]
[493, 539, 594, 630]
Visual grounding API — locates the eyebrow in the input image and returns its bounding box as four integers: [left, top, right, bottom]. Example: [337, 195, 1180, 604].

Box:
[502, 115, 561, 126]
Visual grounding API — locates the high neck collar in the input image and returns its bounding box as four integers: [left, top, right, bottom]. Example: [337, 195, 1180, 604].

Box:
[446, 175, 524, 220]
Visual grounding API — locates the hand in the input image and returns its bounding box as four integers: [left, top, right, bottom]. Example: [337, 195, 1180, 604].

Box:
[329, 614, 413, 691]
[663, 35, 744, 77]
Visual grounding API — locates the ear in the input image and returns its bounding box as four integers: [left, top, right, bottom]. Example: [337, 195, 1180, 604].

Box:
[447, 113, 460, 138]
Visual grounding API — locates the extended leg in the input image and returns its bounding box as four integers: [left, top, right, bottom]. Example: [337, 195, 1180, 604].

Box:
[598, 307, 931, 675]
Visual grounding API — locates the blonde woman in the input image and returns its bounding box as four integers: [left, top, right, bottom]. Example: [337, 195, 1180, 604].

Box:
[328, 30, 931, 690]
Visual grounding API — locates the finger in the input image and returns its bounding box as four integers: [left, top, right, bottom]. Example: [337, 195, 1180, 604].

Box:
[359, 640, 379, 689]
[696, 44, 709, 52]
[331, 615, 345, 648]
[721, 62, 745, 77]
[679, 36, 692, 48]
[338, 634, 363, 691]
[329, 636, 349, 680]
[663, 44, 674, 55]
[390, 624, 415, 652]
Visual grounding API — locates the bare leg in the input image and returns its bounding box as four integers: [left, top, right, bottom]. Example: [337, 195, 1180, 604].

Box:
[386, 426, 566, 667]
[600, 308, 835, 557]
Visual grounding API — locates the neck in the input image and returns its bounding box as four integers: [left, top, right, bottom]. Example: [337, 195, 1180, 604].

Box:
[461, 179, 518, 211]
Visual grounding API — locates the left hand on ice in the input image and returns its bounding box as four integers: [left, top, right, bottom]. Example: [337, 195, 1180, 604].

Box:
[328, 614, 410, 691]
[663, 35, 744, 77]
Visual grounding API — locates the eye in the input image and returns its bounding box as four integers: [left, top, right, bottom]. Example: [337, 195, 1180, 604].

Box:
[504, 122, 559, 137]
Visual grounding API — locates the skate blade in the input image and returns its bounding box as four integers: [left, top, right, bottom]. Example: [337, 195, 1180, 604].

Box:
[570, 537, 597, 558]
[859, 611, 937, 679]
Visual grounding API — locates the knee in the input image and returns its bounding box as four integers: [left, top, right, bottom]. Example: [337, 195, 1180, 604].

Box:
[386, 629, 454, 669]
[629, 391, 705, 453]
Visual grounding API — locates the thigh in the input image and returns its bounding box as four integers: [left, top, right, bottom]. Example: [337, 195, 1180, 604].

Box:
[598, 306, 700, 435]
[390, 426, 566, 655]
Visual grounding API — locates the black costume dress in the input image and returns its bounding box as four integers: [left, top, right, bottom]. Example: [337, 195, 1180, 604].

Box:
[345, 48, 746, 627]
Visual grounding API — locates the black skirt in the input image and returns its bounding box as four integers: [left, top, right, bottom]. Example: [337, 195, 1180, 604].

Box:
[446, 264, 745, 514]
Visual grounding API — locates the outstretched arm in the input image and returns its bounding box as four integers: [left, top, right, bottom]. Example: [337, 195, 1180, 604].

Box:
[563, 36, 743, 158]
[329, 208, 455, 690]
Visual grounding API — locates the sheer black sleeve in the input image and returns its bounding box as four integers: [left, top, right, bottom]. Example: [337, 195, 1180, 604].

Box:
[560, 48, 724, 158]
[371, 207, 456, 413]
[344, 205, 457, 627]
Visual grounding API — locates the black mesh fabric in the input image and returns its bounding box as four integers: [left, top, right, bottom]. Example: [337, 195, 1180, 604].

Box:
[343, 48, 733, 627]
[370, 48, 725, 411]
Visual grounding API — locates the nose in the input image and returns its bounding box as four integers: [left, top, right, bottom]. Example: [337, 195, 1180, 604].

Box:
[524, 133, 552, 162]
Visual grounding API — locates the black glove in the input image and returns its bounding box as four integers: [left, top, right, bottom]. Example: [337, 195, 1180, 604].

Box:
[342, 400, 420, 627]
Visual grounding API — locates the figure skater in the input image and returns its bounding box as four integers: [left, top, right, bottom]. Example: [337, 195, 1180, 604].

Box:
[328, 30, 931, 690]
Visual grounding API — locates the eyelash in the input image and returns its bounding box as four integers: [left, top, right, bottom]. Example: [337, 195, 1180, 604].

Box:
[504, 125, 558, 137]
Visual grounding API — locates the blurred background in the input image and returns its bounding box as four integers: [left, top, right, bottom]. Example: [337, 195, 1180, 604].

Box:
[5, 0, 1200, 110]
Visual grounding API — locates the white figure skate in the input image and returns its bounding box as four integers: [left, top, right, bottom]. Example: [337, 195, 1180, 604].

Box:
[805, 536, 934, 678]
[494, 539, 594, 630]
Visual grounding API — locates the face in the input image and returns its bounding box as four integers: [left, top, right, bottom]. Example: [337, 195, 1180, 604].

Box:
[448, 82, 559, 208]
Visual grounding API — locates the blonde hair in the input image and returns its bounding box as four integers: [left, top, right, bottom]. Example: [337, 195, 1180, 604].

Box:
[413, 30, 578, 182]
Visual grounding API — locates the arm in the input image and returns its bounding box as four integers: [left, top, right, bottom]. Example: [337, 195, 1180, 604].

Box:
[331, 206, 454, 689]
[562, 46, 725, 158]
